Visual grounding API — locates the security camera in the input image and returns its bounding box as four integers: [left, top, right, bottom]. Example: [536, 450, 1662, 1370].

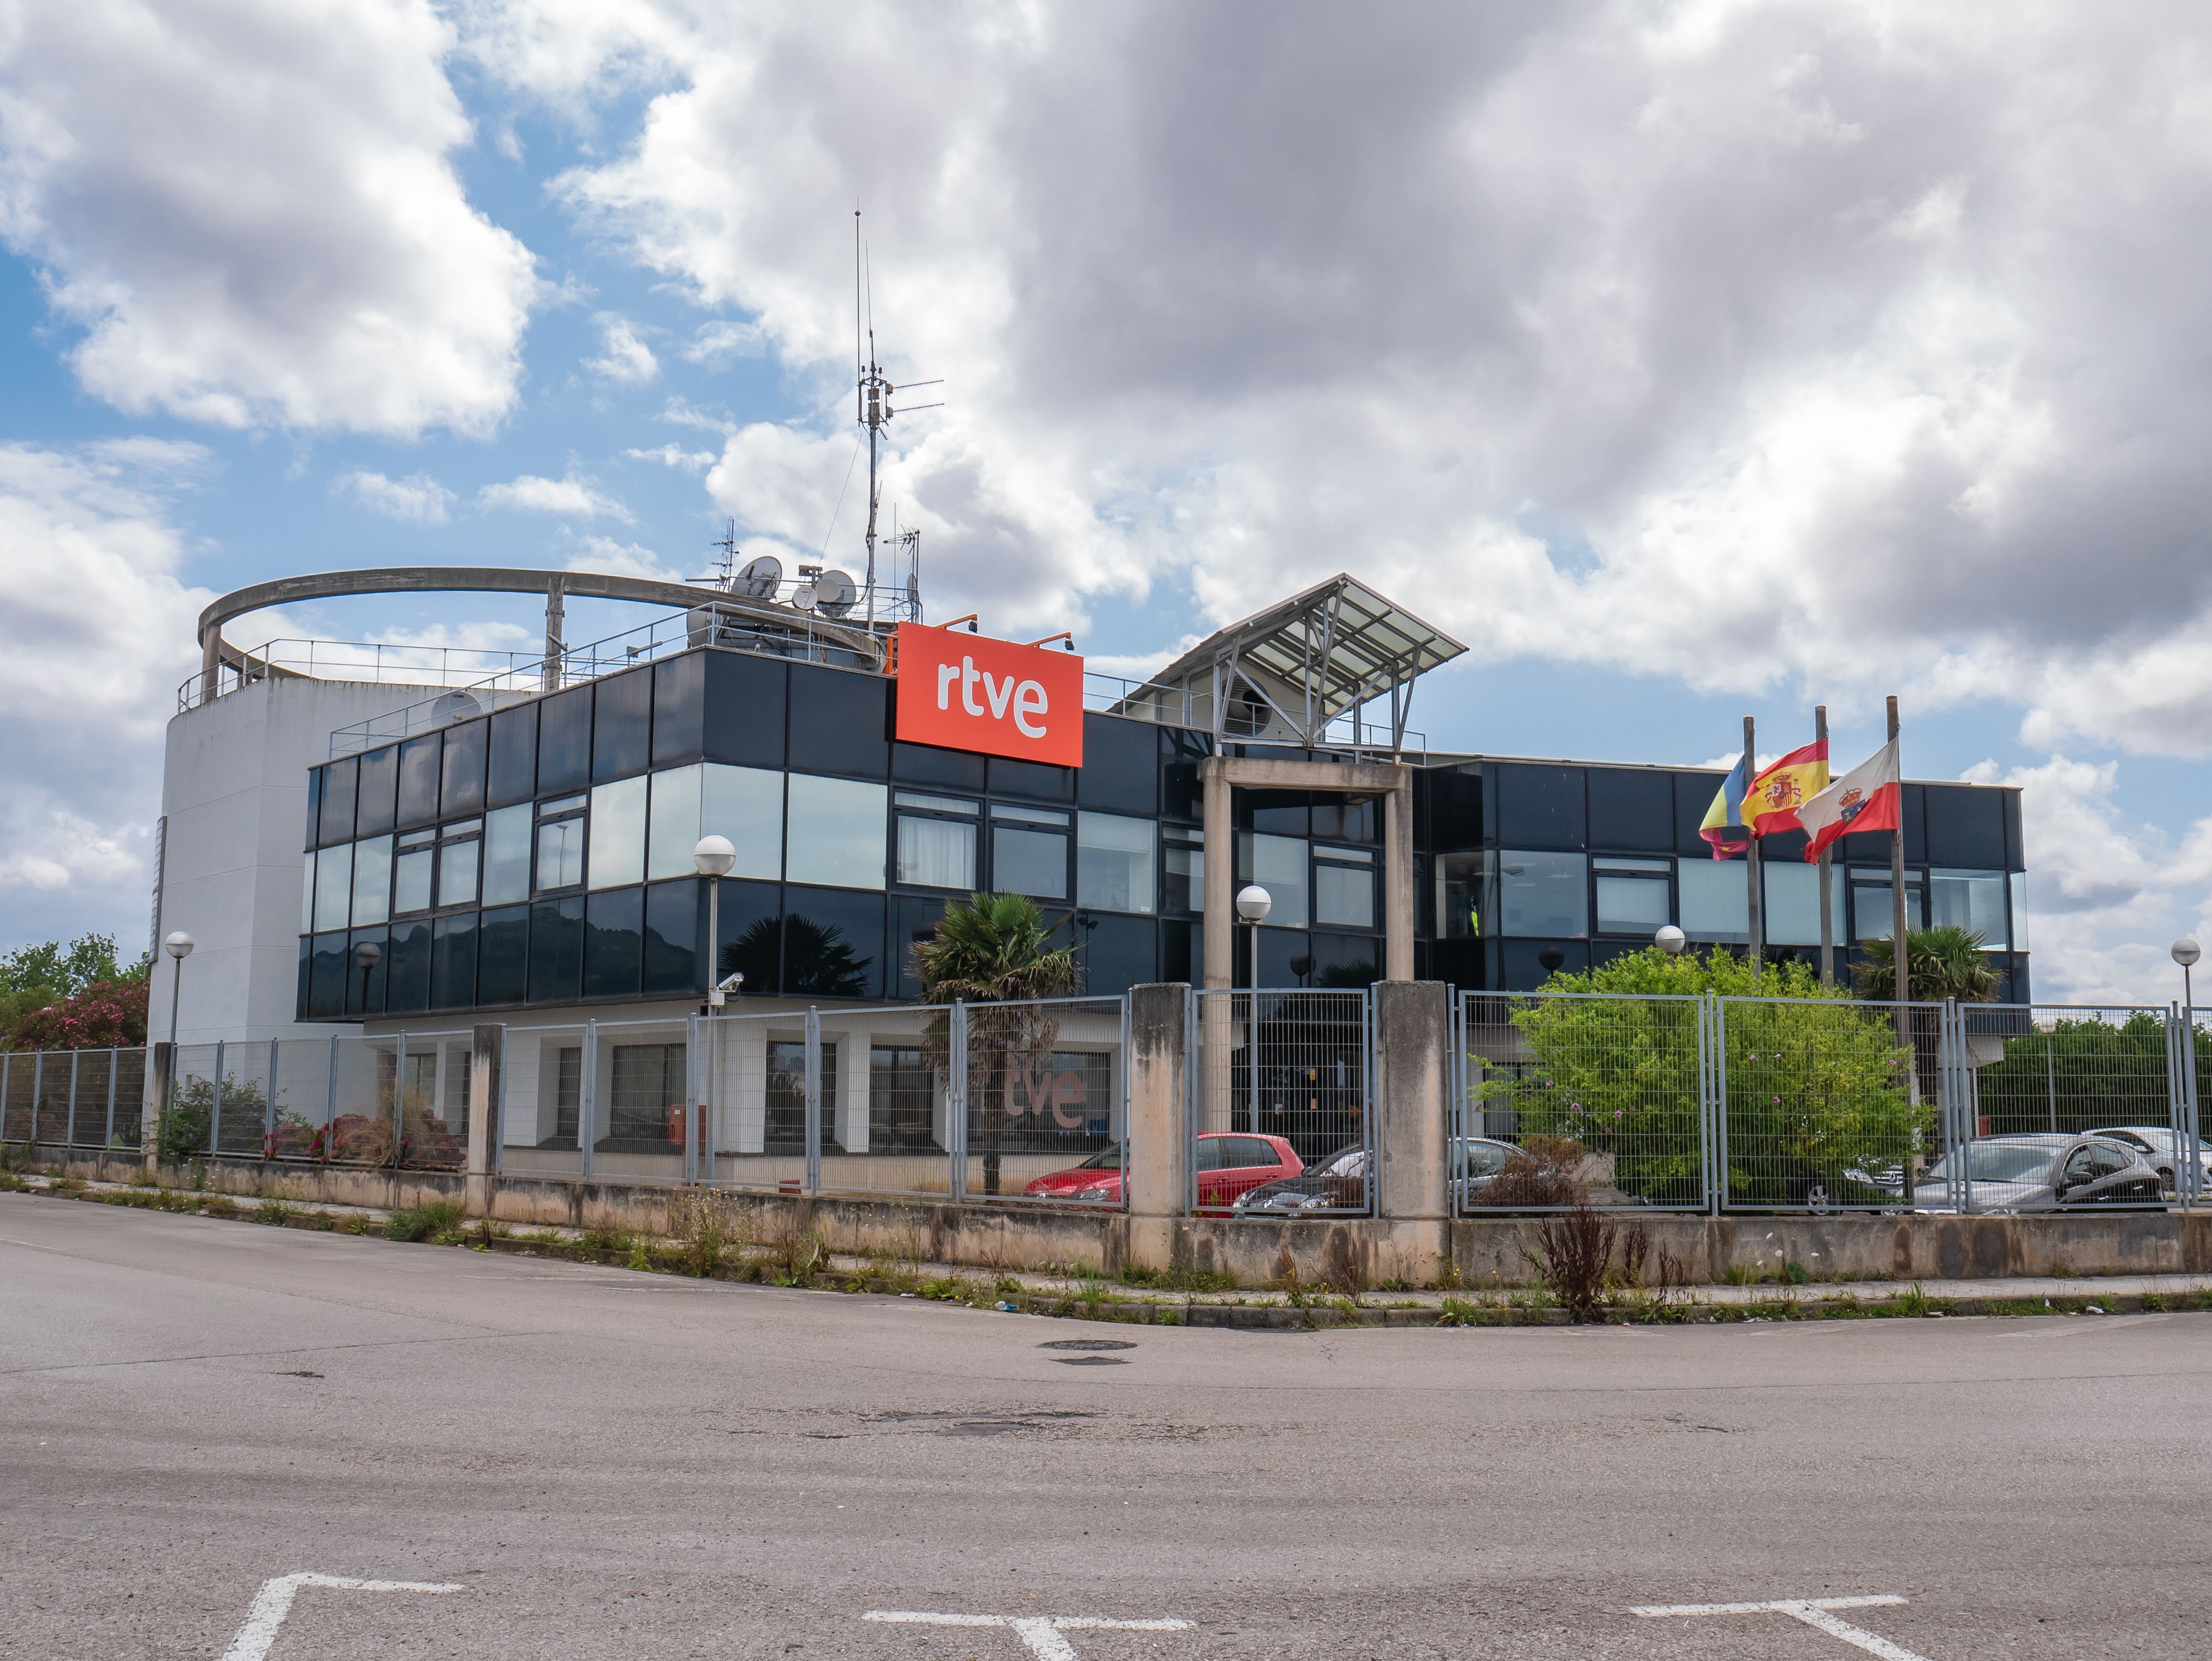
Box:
[708, 969, 745, 1008]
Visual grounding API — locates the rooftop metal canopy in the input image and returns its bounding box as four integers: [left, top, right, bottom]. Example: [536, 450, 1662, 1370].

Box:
[1112, 572, 1466, 754]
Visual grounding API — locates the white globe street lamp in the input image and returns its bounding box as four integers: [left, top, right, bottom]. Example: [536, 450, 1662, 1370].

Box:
[1655, 925, 1686, 956]
[694, 837, 737, 1006]
[2175, 937, 2201, 1017]
[1234, 885, 1273, 1136]
[162, 931, 194, 1047]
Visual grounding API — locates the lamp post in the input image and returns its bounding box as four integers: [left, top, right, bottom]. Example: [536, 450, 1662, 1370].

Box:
[2179, 938, 2204, 1203]
[694, 836, 737, 1006]
[1655, 925, 1686, 957]
[162, 932, 194, 1047]
[2174, 938, 2200, 1012]
[353, 940, 381, 1014]
[1236, 885, 1272, 1135]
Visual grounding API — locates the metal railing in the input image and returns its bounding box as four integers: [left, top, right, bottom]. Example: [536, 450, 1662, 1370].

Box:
[1080, 668, 1428, 759]
[159, 1032, 477, 1170]
[176, 639, 552, 711]
[1456, 991, 2210, 1215]
[1189, 988, 1374, 1215]
[0, 1048, 147, 1150]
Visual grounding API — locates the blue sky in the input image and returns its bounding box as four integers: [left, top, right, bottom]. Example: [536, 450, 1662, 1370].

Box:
[3, 2, 2211, 1001]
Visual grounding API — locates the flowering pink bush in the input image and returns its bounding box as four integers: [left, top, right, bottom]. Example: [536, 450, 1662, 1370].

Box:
[9, 979, 149, 1051]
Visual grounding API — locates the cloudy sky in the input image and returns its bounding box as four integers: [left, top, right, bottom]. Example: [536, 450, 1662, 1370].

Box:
[3, 0, 2211, 1000]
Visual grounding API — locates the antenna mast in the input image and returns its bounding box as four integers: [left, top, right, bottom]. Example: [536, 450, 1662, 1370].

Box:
[852, 210, 940, 628]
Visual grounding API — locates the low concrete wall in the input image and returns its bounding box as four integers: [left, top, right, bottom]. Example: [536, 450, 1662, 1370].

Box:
[50, 1152, 2212, 1285]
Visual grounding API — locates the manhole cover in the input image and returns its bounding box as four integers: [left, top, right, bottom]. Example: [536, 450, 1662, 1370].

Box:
[1054, 1355, 1130, 1366]
[1038, 1339, 1138, 1351]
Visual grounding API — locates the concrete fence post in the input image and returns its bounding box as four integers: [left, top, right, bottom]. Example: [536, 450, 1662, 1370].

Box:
[1373, 980, 1451, 1284]
[1123, 983, 1190, 1272]
[465, 1024, 502, 1219]
[145, 1042, 174, 1178]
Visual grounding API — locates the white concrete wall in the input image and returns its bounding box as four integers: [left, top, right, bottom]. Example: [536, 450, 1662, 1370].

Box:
[148, 677, 446, 1047]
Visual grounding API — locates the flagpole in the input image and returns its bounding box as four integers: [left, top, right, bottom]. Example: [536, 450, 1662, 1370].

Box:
[1888, 694, 1914, 1172]
[1815, 703, 1834, 989]
[1743, 715, 1763, 972]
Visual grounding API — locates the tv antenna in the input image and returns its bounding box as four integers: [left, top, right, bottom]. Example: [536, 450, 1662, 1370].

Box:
[690, 518, 740, 589]
[855, 209, 941, 625]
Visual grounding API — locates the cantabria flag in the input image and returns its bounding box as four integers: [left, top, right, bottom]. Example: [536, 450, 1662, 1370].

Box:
[1800, 739, 1901, 861]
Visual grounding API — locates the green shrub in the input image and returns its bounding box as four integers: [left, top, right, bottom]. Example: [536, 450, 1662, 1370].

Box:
[251, 1199, 297, 1227]
[385, 1199, 464, 1242]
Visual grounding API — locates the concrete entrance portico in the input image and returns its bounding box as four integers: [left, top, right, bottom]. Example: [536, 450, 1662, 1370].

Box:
[1198, 754, 1414, 987]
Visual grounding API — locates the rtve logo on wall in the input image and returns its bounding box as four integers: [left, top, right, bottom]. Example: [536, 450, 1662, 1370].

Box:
[893, 623, 1085, 768]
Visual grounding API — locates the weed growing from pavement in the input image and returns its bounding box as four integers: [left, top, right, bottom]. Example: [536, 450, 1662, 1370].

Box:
[1119, 1263, 1237, 1293]
[251, 1198, 296, 1226]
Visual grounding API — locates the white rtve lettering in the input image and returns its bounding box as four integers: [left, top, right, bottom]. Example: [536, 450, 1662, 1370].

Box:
[934, 652, 1050, 738]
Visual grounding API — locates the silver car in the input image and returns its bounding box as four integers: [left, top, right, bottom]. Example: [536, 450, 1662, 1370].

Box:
[2087, 1126, 2212, 1197]
[1912, 1133, 2165, 1213]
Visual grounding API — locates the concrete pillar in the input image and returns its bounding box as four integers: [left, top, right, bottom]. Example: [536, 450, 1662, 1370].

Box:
[1123, 983, 1190, 1271]
[1373, 980, 1450, 1282]
[1383, 781, 1414, 982]
[145, 1041, 174, 1176]
[465, 1024, 501, 1218]
[1200, 757, 1232, 991]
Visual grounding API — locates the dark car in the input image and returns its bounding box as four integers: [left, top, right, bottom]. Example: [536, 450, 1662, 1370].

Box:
[1231, 1137, 1518, 1215]
[1912, 1133, 2165, 1212]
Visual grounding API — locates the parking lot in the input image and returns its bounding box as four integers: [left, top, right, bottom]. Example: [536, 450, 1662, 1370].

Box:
[3, 1193, 2209, 1659]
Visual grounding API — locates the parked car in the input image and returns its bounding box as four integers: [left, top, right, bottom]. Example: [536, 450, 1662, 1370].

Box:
[1230, 1136, 1517, 1215]
[2087, 1126, 2212, 1197]
[1021, 1132, 1301, 1207]
[1911, 1133, 2165, 1213]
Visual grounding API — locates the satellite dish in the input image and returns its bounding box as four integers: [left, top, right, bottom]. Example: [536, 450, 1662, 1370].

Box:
[813, 569, 857, 617]
[431, 690, 484, 724]
[906, 571, 922, 616]
[737, 554, 781, 599]
[791, 582, 818, 612]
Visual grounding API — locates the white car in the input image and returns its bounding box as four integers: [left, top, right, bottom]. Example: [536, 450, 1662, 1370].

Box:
[2087, 1126, 2212, 1198]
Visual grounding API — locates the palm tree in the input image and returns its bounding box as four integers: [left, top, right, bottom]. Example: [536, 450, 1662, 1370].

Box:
[1855, 926, 1999, 1111]
[911, 894, 1077, 1196]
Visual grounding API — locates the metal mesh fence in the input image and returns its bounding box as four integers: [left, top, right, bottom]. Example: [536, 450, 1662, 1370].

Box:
[1192, 989, 1370, 1216]
[112, 1049, 145, 1148]
[0, 1053, 27, 1142]
[0, 1049, 150, 1149]
[1714, 996, 1920, 1212]
[953, 997, 1128, 1207]
[499, 1017, 691, 1184]
[1458, 992, 1710, 1213]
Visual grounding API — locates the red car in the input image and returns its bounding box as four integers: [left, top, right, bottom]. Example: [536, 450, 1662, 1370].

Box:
[1022, 1132, 1303, 1209]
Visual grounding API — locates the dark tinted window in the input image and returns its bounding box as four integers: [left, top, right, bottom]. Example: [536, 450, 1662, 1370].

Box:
[536, 686, 593, 796]
[304, 768, 323, 852]
[430, 912, 477, 1009]
[893, 894, 948, 999]
[788, 661, 886, 778]
[1080, 914, 1156, 997]
[487, 703, 537, 808]
[583, 886, 644, 997]
[714, 879, 783, 996]
[1311, 797, 1377, 843]
[296, 935, 311, 1018]
[308, 931, 348, 1018]
[651, 653, 705, 769]
[703, 651, 787, 770]
[1925, 785, 2005, 868]
[1239, 790, 1307, 835]
[1309, 931, 1380, 988]
[345, 926, 388, 1017]
[1676, 772, 1722, 855]
[1254, 928, 1309, 989]
[988, 754, 1074, 802]
[592, 667, 652, 782]
[386, 920, 432, 1012]
[1077, 714, 1159, 815]
[1427, 765, 1481, 852]
[1492, 764, 1585, 850]
[1160, 919, 1202, 986]
[478, 905, 528, 1004]
[440, 719, 487, 817]
[1160, 730, 1210, 823]
[1586, 767, 1673, 853]
[643, 879, 699, 994]
[529, 895, 585, 1002]
[781, 885, 884, 998]
[356, 746, 399, 836]
[1500, 937, 1589, 989]
[892, 741, 987, 791]
[2003, 790, 2024, 870]
[318, 756, 357, 847]
[397, 735, 441, 828]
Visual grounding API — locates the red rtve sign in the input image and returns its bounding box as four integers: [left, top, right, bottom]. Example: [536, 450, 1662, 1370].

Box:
[893, 623, 1085, 768]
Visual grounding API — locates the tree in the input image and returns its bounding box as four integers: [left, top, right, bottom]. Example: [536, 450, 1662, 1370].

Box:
[1480, 945, 1918, 1206]
[1853, 926, 2000, 1109]
[910, 894, 1077, 1196]
[1, 934, 149, 1051]
[1973, 1012, 2177, 1136]
[10, 979, 148, 1051]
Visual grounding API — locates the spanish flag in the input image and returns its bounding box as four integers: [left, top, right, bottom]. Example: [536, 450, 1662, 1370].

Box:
[1699, 739, 1830, 858]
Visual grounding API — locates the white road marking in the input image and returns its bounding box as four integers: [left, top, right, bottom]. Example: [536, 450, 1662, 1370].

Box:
[219, 1571, 465, 1661]
[864, 1610, 1192, 1660]
[1633, 1595, 1932, 1660]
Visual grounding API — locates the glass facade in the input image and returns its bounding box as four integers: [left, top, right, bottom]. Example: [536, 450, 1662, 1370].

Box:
[300, 649, 2028, 1014]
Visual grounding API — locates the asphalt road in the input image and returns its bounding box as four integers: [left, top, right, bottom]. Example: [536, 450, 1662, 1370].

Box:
[3, 1194, 2209, 1661]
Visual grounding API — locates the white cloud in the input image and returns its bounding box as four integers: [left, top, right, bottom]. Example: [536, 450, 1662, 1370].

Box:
[683, 319, 765, 363]
[584, 312, 658, 383]
[0, 441, 211, 946]
[477, 470, 631, 520]
[625, 443, 716, 472]
[0, 0, 538, 436]
[458, 3, 2212, 743]
[568, 535, 686, 581]
[337, 469, 455, 525]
